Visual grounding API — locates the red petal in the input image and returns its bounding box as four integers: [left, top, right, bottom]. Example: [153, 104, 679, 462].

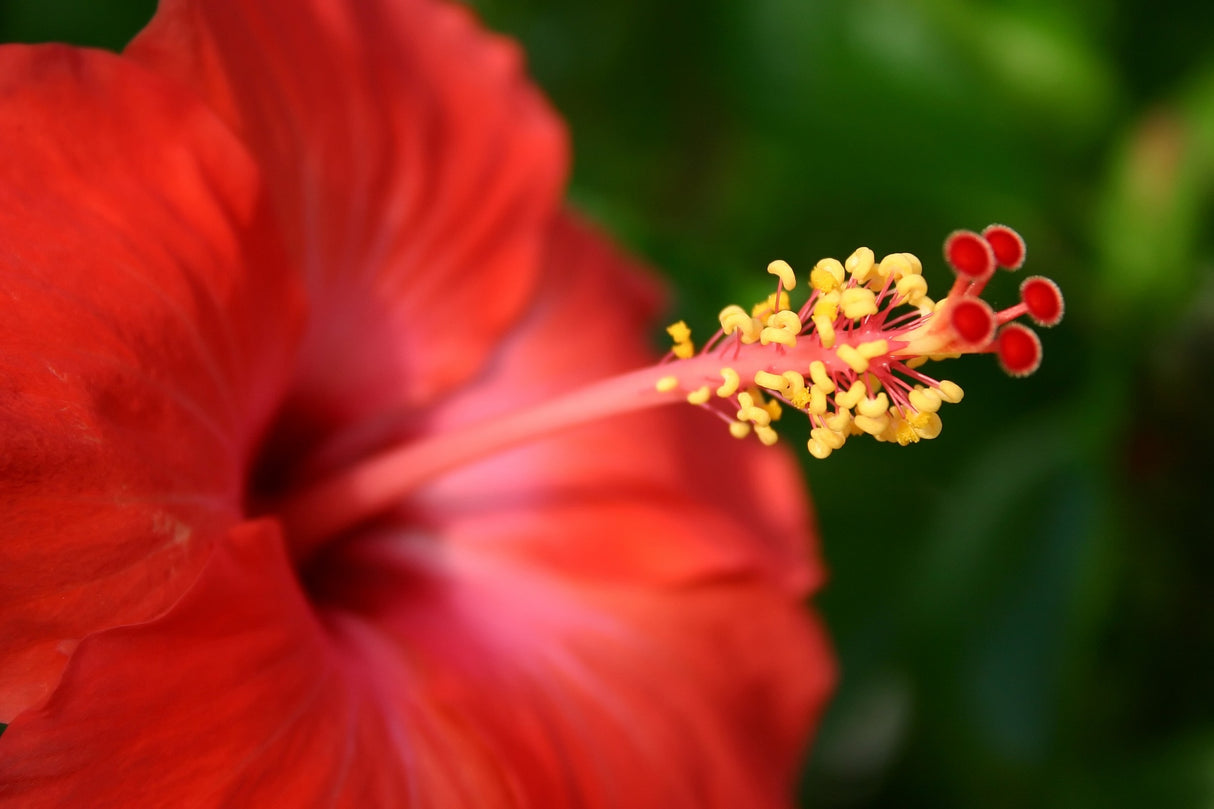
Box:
[0, 518, 830, 807]
[0, 45, 302, 721]
[128, 0, 568, 443]
[319, 537, 835, 808]
[0, 521, 411, 806]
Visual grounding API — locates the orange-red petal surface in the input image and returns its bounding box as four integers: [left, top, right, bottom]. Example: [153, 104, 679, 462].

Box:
[1, 517, 830, 809]
[128, 0, 568, 444]
[0, 45, 302, 721]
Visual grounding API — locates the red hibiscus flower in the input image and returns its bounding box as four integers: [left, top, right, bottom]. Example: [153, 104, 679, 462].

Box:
[0, 1, 832, 806]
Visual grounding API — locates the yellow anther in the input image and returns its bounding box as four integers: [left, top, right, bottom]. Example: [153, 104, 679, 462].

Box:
[741, 406, 771, 427]
[835, 380, 867, 410]
[878, 253, 916, 281]
[763, 398, 783, 421]
[665, 319, 694, 358]
[854, 412, 891, 436]
[867, 263, 889, 288]
[893, 417, 918, 446]
[896, 274, 928, 305]
[810, 258, 845, 293]
[781, 371, 809, 409]
[716, 367, 740, 397]
[767, 259, 796, 290]
[807, 361, 835, 393]
[719, 305, 747, 333]
[856, 392, 890, 418]
[752, 291, 791, 318]
[806, 437, 833, 459]
[906, 356, 929, 370]
[811, 426, 846, 450]
[899, 252, 923, 275]
[656, 375, 679, 392]
[720, 307, 762, 343]
[736, 391, 772, 426]
[754, 370, 790, 394]
[666, 320, 691, 344]
[908, 386, 942, 413]
[754, 424, 779, 446]
[809, 385, 828, 415]
[857, 339, 890, 360]
[937, 380, 964, 403]
[840, 287, 878, 320]
[729, 421, 752, 439]
[845, 247, 876, 283]
[766, 309, 802, 333]
[836, 343, 869, 373]
[759, 326, 797, 347]
[686, 385, 711, 405]
[781, 370, 807, 393]
[910, 411, 943, 439]
[721, 309, 761, 343]
[878, 418, 902, 444]
[826, 408, 852, 433]
[812, 290, 840, 321]
[740, 319, 763, 343]
[812, 314, 836, 349]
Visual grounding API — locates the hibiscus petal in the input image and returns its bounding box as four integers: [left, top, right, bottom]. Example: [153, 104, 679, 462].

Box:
[318, 534, 835, 808]
[0, 519, 830, 808]
[0, 44, 302, 721]
[128, 0, 568, 441]
[0, 522, 404, 807]
[423, 214, 823, 594]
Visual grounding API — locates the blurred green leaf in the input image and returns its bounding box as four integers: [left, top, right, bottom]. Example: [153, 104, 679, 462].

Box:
[0, 0, 154, 49]
[1095, 59, 1214, 318]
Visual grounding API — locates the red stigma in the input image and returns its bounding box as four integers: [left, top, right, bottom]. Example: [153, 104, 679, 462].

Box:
[944, 230, 996, 280]
[1019, 276, 1064, 327]
[996, 323, 1042, 377]
[982, 224, 1026, 270]
[948, 297, 996, 346]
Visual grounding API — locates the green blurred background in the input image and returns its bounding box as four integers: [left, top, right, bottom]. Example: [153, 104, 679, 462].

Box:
[5, 1, 1212, 806]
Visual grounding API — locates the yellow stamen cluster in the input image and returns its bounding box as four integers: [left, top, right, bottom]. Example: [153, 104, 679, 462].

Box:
[757, 249, 962, 457]
[798, 376, 962, 459]
[655, 225, 1058, 460]
[670, 245, 975, 458]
